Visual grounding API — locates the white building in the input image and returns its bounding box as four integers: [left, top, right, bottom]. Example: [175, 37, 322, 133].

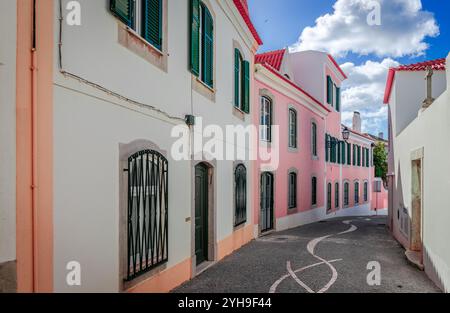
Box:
[385, 54, 450, 292]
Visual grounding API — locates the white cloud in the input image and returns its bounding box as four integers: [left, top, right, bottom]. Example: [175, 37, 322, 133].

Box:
[340, 58, 400, 135]
[290, 0, 439, 58]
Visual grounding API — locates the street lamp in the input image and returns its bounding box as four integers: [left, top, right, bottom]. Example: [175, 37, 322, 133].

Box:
[342, 127, 350, 141]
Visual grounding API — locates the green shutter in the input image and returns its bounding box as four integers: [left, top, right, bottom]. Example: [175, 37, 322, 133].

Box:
[327, 76, 332, 104]
[366, 148, 370, 167]
[243, 60, 250, 113]
[142, 0, 162, 49]
[325, 135, 329, 162]
[234, 49, 241, 108]
[347, 142, 351, 165]
[336, 87, 340, 112]
[353, 144, 356, 166]
[190, 0, 200, 76]
[202, 7, 214, 87]
[110, 0, 133, 26]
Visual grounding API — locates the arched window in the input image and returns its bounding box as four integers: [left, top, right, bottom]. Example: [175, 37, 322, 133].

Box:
[289, 109, 298, 149]
[327, 183, 332, 211]
[288, 172, 297, 209]
[125, 149, 168, 281]
[344, 182, 349, 206]
[311, 176, 317, 206]
[364, 181, 368, 202]
[234, 164, 247, 226]
[260, 96, 273, 142]
[335, 182, 340, 208]
[355, 181, 360, 204]
[311, 122, 317, 157]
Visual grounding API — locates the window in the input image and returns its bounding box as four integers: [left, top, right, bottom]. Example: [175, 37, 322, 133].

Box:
[354, 182, 360, 204]
[358, 146, 361, 166]
[260, 96, 272, 142]
[353, 144, 356, 166]
[111, 0, 163, 50]
[366, 148, 370, 167]
[125, 149, 168, 282]
[335, 86, 341, 112]
[311, 122, 318, 157]
[335, 182, 339, 208]
[327, 183, 332, 211]
[341, 141, 346, 164]
[362, 147, 366, 167]
[364, 181, 368, 202]
[312, 176, 317, 206]
[235, 164, 247, 226]
[344, 182, 349, 206]
[289, 109, 298, 149]
[190, 0, 214, 88]
[327, 76, 333, 105]
[347, 142, 351, 165]
[288, 172, 297, 209]
[234, 49, 250, 113]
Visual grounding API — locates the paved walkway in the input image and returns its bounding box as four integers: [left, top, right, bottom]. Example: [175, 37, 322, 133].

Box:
[174, 216, 440, 293]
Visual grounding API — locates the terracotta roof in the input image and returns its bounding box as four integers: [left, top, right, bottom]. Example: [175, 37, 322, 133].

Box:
[233, 0, 263, 45]
[383, 58, 446, 104]
[255, 49, 286, 71]
[258, 63, 331, 113]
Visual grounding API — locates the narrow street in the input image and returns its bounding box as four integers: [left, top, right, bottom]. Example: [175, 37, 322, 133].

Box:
[174, 216, 440, 293]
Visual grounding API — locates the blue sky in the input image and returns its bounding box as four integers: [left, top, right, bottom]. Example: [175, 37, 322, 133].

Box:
[248, 0, 449, 135]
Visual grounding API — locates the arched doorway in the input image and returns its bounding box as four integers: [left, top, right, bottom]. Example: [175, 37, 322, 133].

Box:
[260, 172, 274, 233]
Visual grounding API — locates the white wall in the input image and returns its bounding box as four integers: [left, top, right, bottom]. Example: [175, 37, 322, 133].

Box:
[53, 0, 256, 292]
[394, 71, 446, 136]
[391, 56, 450, 291]
[0, 0, 17, 264]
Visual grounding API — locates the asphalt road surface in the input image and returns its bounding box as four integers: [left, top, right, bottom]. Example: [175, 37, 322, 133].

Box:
[174, 216, 440, 293]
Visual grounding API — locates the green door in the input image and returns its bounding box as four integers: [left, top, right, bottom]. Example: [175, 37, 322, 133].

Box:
[195, 164, 209, 265]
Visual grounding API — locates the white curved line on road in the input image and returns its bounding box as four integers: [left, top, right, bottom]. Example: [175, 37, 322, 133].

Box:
[269, 220, 359, 293]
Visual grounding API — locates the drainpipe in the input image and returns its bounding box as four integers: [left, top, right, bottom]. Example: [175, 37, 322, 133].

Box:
[31, 0, 38, 292]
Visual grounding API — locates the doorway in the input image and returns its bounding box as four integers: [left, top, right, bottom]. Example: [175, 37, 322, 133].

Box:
[195, 163, 209, 265]
[260, 172, 274, 233]
[411, 159, 423, 253]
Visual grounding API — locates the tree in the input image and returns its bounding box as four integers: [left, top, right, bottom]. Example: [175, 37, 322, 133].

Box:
[373, 142, 388, 184]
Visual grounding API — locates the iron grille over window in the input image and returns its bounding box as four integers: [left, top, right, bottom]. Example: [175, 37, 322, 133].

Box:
[327, 183, 332, 211]
[235, 164, 247, 227]
[335, 182, 339, 208]
[355, 182, 360, 204]
[364, 182, 368, 202]
[125, 150, 168, 281]
[344, 182, 349, 206]
[312, 176, 317, 206]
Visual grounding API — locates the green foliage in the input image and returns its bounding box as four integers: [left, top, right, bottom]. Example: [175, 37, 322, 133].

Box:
[373, 142, 388, 183]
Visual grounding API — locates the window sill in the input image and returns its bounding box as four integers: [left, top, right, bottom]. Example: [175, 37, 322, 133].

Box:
[122, 262, 167, 292]
[125, 26, 164, 56]
[288, 146, 298, 153]
[192, 75, 216, 102]
[232, 106, 246, 121]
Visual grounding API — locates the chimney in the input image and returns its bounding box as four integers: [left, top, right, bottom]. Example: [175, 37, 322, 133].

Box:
[422, 66, 435, 109]
[352, 112, 362, 133]
[378, 132, 384, 140]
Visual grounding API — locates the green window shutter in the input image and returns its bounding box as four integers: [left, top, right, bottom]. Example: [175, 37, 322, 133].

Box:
[243, 60, 250, 113]
[234, 49, 241, 108]
[336, 87, 340, 112]
[202, 7, 214, 87]
[325, 135, 329, 162]
[327, 76, 332, 104]
[347, 142, 351, 165]
[142, 0, 162, 50]
[353, 144, 356, 166]
[358, 146, 361, 166]
[342, 142, 346, 164]
[190, 0, 200, 76]
[366, 148, 370, 167]
[110, 0, 133, 26]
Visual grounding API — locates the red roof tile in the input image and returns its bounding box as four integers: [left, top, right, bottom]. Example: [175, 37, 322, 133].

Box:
[233, 0, 263, 45]
[255, 49, 286, 71]
[383, 58, 446, 104]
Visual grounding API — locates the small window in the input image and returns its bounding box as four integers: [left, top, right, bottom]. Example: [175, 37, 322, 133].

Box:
[289, 109, 298, 149]
[260, 96, 273, 142]
[364, 181, 368, 202]
[344, 182, 349, 206]
[312, 176, 317, 206]
[288, 172, 297, 209]
[354, 182, 360, 204]
[110, 0, 163, 50]
[312, 122, 318, 157]
[235, 164, 247, 226]
[327, 183, 332, 211]
[347, 142, 351, 165]
[335, 182, 339, 208]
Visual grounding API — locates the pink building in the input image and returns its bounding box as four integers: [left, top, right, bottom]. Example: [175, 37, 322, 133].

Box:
[252, 49, 387, 235]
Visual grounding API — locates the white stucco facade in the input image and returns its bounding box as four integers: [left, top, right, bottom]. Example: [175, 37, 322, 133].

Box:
[0, 0, 17, 265]
[52, 0, 258, 292]
[388, 54, 450, 292]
